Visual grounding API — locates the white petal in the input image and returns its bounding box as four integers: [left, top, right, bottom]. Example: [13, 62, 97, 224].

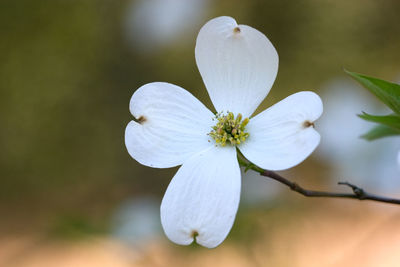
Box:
[160, 146, 241, 248]
[239, 91, 323, 171]
[125, 82, 214, 168]
[195, 16, 279, 117]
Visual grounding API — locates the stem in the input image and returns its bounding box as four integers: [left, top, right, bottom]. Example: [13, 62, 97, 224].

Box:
[238, 154, 400, 205]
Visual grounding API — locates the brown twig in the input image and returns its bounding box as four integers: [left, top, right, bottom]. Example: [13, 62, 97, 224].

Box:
[237, 156, 400, 205]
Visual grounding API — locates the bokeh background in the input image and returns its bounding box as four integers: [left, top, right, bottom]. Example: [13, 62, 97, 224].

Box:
[1, 0, 400, 266]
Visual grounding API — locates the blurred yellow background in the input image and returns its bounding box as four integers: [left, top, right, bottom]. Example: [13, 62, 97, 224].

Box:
[1, 0, 400, 266]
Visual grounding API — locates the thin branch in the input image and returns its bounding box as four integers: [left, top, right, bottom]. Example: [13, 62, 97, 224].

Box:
[237, 156, 400, 205]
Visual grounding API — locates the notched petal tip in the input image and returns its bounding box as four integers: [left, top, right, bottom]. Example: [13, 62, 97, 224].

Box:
[303, 120, 315, 128]
[191, 230, 199, 239]
[133, 115, 146, 124]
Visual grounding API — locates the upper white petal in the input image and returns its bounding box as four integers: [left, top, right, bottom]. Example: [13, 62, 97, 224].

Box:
[195, 16, 279, 117]
[125, 82, 214, 168]
[239, 91, 323, 171]
[160, 146, 241, 248]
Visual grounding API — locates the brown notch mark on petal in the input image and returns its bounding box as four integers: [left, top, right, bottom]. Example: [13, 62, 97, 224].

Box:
[134, 115, 146, 124]
[233, 26, 241, 34]
[191, 230, 199, 240]
[303, 120, 315, 128]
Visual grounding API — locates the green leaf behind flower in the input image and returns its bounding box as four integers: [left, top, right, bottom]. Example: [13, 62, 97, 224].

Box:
[361, 124, 400, 141]
[345, 70, 400, 114]
[358, 112, 400, 131]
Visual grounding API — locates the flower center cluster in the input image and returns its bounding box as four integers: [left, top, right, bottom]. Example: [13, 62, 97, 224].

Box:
[209, 112, 250, 146]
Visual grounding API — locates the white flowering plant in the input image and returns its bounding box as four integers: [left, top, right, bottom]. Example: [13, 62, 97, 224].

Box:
[124, 16, 323, 248]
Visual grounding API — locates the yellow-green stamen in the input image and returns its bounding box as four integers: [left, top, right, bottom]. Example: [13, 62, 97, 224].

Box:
[209, 112, 250, 147]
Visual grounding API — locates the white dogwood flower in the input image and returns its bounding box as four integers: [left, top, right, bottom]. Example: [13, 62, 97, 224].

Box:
[125, 16, 323, 248]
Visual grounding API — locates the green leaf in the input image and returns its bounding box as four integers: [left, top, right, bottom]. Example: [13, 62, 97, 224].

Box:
[361, 124, 400, 141]
[345, 70, 400, 114]
[358, 112, 400, 131]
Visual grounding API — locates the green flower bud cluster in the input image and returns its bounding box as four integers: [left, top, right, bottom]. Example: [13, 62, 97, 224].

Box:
[209, 112, 250, 146]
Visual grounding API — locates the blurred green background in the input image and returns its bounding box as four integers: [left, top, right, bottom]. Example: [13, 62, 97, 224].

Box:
[1, 0, 400, 266]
